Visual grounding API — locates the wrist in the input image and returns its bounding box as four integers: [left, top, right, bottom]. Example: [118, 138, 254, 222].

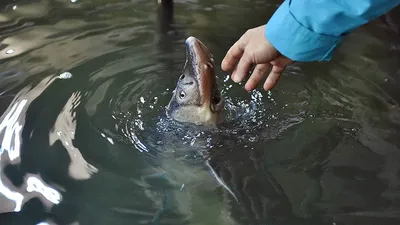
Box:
[265, 0, 343, 62]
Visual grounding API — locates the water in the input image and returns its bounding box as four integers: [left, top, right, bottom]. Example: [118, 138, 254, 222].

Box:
[0, 0, 400, 225]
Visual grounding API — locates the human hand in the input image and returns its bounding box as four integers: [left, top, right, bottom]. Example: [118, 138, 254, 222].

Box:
[221, 25, 294, 91]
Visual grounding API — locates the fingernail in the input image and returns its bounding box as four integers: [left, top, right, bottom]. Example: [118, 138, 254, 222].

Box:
[230, 73, 236, 82]
[232, 74, 240, 83]
[232, 76, 238, 83]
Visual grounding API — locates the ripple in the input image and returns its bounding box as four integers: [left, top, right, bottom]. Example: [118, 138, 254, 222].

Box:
[1, 0, 399, 224]
[107, 61, 304, 160]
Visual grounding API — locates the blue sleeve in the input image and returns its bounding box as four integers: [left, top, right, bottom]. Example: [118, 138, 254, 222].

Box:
[265, 0, 400, 62]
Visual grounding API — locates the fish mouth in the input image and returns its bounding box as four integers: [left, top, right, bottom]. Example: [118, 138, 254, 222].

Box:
[184, 36, 223, 113]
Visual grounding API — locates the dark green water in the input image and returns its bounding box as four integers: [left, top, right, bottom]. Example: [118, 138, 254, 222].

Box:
[0, 0, 400, 225]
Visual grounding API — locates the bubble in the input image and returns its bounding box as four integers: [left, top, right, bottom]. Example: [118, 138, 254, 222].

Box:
[248, 136, 259, 143]
[58, 72, 72, 79]
[5, 49, 15, 54]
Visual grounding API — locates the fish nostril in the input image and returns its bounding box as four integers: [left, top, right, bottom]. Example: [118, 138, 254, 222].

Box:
[184, 82, 194, 85]
[180, 74, 185, 80]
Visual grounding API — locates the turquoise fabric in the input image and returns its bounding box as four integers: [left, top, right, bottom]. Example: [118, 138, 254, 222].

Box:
[265, 0, 400, 61]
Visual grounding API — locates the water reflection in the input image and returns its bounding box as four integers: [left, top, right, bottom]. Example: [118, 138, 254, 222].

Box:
[0, 99, 26, 162]
[0, 0, 399, 225]
[49, 91, 98, 180]
[0, 75, 58, 213]
[26, 176, 61, 205]
[0, 175, 23, 212]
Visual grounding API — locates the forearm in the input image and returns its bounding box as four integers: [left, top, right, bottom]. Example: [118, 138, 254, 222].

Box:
[265, 0, 400, 62]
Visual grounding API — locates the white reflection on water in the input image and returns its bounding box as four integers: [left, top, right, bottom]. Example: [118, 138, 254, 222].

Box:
[36, 220, 78, 225]
[0, 99, 26, 161]
[49, 91, 98, 180]
[0, 179, 23, 212]
[26, 176, 61, 204]
[0, 99, 27, 212]
[5, 49, 15, 54]
[0, 76, 56, 212]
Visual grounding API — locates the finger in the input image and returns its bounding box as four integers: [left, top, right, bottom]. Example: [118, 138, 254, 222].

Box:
[221, 40, 245, 72]
[263, 65, 285, 91]
[244, 63, 270, 91]
[231, 51, 253, 83]
[270, 56, 294, 67]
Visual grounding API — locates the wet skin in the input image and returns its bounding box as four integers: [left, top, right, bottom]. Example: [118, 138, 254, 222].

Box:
[164, 37, 294, 224]
[166, 36, 223, 126]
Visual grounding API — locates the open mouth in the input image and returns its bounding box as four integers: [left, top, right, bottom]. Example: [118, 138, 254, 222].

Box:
[211, 73, 222, 105]
[209, 57, 223, 112]
[185, 36, 223, 112]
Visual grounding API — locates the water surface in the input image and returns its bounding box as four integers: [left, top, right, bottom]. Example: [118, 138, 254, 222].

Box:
[0, 1, 400, 225]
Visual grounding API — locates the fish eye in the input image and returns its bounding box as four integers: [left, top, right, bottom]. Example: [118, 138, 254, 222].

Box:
[179, 91, 186, 99]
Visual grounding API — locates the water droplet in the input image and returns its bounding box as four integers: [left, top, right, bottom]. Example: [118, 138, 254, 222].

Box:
[249, 136, 259, 143]
[224, 75, 230, 82]
[140, 97, 145, 103]
[107, 137, 114, 145]
[12, 5, 17, 10]
[156, 141, 164, 145]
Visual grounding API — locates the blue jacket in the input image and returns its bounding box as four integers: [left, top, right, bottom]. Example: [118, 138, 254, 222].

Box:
[265, 0, 400, 62]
